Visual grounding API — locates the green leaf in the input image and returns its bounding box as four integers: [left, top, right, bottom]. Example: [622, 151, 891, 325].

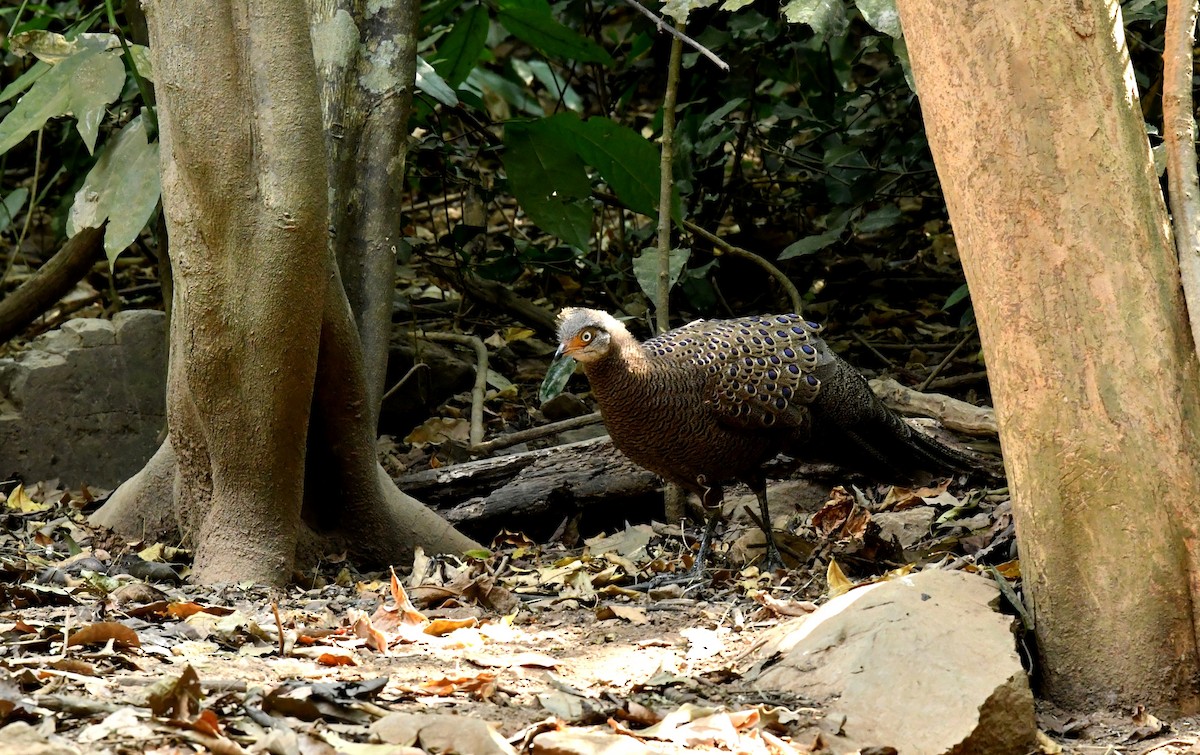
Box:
[632, 247, 691, 301]
[0, 188, 29, 234]
[892, 36, 916, 93]
[415, 56, 458, 106]
[778, 229, 840, 259]
[539, 354, 577, 403]
[943, 283, 970, 310]
[466, 68, 543, 116]
[854, 0, 901, 37]
[514, 58, 583, 112]
[0, 44, 125, 156]
[661, 0, 720, 23]
[503, 119, 593, 249]
[497, 0, 612, 65]
[555, 113, 661, 218]
[127, 44, 154, 83]
[67, 115, 161, 266]
[854, 204, 901, 233]
[0, 61, 49, 104]
[782, 0, 847, 38]
[70, 50, 126, 153]
[429, 4, 490, 88]
[7, 30, 117, 62]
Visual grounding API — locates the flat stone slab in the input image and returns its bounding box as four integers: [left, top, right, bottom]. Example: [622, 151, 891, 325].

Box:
[745, 568, 1036, 755]
[0, 311, 166, 488]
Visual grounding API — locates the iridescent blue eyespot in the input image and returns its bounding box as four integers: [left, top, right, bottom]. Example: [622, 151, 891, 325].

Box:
[806, 375, 819, 386]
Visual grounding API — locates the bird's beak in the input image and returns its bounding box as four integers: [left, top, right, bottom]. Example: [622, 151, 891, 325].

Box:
[555, 336, 582, 360]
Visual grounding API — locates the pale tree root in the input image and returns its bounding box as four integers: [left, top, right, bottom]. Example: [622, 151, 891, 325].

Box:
[91, 436, 476, 576]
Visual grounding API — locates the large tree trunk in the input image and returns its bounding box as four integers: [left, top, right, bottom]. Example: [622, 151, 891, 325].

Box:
[91, 0, 477, 585]
[895, 0, 1200, 711]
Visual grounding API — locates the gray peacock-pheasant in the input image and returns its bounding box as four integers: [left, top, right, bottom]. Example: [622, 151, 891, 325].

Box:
[554, 307, 974, 569]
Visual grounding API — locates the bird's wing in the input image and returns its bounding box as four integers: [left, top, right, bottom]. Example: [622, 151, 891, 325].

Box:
[643, 314, 831, 430]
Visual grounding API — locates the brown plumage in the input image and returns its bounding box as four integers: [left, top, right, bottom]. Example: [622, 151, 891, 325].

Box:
[555, 307, 972, 568]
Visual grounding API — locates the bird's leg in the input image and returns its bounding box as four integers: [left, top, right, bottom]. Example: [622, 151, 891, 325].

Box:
[692, 482, 724, 569]
[747, 475, 784, 571]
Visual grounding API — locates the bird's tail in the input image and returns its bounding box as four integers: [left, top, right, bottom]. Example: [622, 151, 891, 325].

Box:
[804, 357, 993, 485]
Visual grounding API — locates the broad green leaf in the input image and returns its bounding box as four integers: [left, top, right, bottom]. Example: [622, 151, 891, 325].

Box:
[0, 61, 49, 104]
[632, 247, 690, 301]
[503, 119, 592, 249]
[429, 4, 489, 88]
[67, 115, 161, 265]
[0, 45, 126, 156]
[497, 0, 612, 65]
[661, 0, 720, 22]
[539, 354, 577, 403]
[0, 188, 29, 234]
[7, 30, 117, 63]
[127, 44, 154, 82]
[721, 0, 757, 11]
[782, 0, 847, 38]
[854, 0, 901, 37]
[557, 114, 661, 218]
[415, 57, 458, 106]
[70, 50, 126, 153]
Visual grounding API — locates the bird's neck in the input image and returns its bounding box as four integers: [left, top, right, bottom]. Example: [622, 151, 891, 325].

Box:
[583, 332, 655, 394]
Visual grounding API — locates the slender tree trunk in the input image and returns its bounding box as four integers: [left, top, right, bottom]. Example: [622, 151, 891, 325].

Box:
[309, 0, 418, 430]
[896, 0, 1200, 711]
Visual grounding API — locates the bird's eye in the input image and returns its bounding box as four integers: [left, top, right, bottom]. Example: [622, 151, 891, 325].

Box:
[580, 331, 593, 343]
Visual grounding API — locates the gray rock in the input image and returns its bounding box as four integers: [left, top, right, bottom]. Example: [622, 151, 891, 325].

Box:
[746, 569, 1035, 755]
[0, 311, 167, 488]
[875, 505, 938, 549]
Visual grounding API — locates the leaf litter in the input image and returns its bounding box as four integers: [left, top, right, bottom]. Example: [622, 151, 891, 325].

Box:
[0, 478, 1194, 754]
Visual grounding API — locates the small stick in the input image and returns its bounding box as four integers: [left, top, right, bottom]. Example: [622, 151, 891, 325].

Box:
[470, 412, 603, 456]
[618, 0, 730, 71]
[421, 332, 488, 448]
[918, 332, 973, 391]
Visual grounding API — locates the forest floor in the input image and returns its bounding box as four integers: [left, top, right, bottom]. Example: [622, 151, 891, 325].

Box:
[2, 479, 1198, 755]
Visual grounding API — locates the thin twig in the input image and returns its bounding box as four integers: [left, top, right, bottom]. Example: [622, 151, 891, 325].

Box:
[918, 331, 973, 391]
[380, 363, 430, 403]
[471, 411, 603, 456]
[851, 331, 895, 368]
[421, 332, 487, 448]
[271, 601, 285, 656]
[618, 0, 729, 71]
[684, 220, 804, 314]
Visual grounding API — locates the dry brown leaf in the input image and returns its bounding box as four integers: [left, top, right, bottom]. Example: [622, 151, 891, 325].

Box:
[826, 559, 854, 597]
[67, 621, 140, 649]
[424, 617, 478, 636]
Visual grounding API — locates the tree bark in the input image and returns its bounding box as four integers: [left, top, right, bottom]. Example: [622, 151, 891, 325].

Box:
[896, 0, 1200, 711]
[92, 0, 477, 585]
[309, 0, 418, 431]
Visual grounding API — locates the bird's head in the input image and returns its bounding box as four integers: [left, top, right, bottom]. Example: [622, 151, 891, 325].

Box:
[555, 307, 625, 363]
